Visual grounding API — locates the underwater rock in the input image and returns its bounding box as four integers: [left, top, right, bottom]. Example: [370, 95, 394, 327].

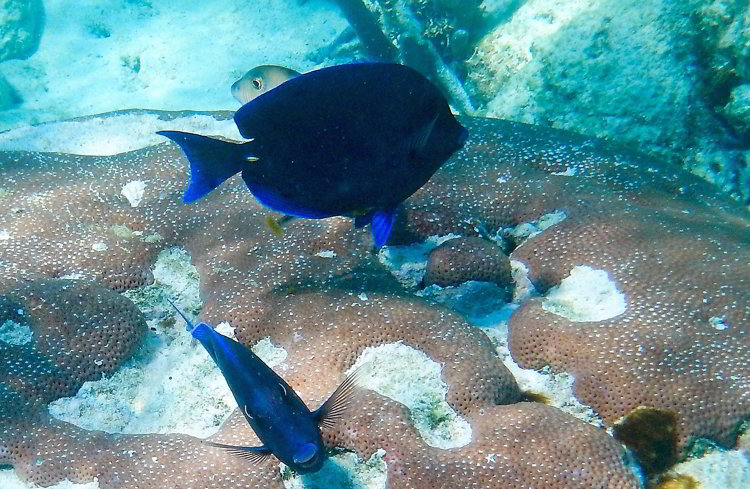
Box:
[467, 0, 750, 203]
[723, 84, 750, 136]
[0, 0, 44, 61]
[0, 74, 21, 110]
[0, 110, 653, 488]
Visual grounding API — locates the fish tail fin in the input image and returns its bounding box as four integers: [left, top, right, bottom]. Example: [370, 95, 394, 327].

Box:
[191, 323, 214, 343]
[157, 130, 252, 203]
[191, 323, 219, 363]
[164, 297, 196, 332]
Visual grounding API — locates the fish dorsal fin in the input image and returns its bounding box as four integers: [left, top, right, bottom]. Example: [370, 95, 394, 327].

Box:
[371, 209, 396, 248]
[204, 441, 274, 465]
[409, 113, 439, 157]
[313, 366, 365, 431]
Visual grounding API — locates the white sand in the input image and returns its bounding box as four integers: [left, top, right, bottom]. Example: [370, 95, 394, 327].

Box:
[0, 0, 348, 131]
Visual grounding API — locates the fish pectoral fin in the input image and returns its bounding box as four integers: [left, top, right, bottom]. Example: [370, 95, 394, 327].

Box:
[371, 209, 397, 248]
[265, 214, 296, 237]
[203, 441, 274, 465]
[313, 364, 366, 431]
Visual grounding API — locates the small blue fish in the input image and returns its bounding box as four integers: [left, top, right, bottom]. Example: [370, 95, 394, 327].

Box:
[158, 62, 468, 247]
[166, 299, 361, 473]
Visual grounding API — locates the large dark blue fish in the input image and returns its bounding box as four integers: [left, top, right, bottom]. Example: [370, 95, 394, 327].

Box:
[158, 62, 468, 247]
[166, 299, 361, 473]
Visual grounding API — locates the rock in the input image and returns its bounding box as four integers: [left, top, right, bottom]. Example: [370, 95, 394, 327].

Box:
[0, 74, 21, 109]
[466, 0, 750, 203]
[0, 0, 45, 61]
[724, 84, 750, 136]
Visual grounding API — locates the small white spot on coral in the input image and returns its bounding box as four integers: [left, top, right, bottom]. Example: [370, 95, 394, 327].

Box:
[0, 320, 33, 345]
[252, 337, 287, 367]
[92, 242, 108, 251]
[121, 180, 146, 207]
[315, 250, 336, 258]
[0, 230, 9, 240]
[551, 168, 577, 176]
[214, 321, 236, 339]
[709, 316, 729, 331]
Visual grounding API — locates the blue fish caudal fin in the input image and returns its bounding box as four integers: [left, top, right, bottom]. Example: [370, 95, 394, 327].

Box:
[371, 209, 396, 248]
[190, 323, 219, 363]
[157, 130, 252, 203]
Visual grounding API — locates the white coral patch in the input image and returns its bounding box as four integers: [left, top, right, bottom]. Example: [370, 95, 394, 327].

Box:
[0, 229, 9, 240]
[282, 449, 387, 489]
[315, 250, 336, 258]
[91, 242, 108, 251]
[378, 234, 461, 289]
[709, 315, 729, 331]
[0, 320, 33, 346]
[348, 342, 472, 449]
[665, 448, 750, 489]
[50, 248, 232, 438]
[0, 468, 100, 489]
[121, 180, 146, 208]
[542, 265, 626, 321]
[251, 337, 287, 367]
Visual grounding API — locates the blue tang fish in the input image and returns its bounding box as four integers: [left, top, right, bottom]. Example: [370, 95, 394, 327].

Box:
[157, 62, 468, 247]
[166, 299, 361, 473]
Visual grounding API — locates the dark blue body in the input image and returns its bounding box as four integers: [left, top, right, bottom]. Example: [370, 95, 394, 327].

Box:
[158, 63, 468, 247]
[192, 324, 324, 473]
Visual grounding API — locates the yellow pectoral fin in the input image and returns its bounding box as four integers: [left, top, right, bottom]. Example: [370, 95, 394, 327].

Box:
[265, 216, 285, 237]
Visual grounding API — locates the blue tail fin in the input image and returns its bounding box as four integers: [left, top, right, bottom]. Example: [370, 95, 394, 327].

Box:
[157, 130, 251, 203]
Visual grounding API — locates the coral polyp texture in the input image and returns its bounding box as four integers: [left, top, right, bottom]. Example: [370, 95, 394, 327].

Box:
[422, 236, 512, 289]
[2, 109, 748, 487]
[0, 279, 147, 416]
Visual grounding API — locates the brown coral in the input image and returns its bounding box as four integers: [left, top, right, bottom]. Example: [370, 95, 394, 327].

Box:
[0, 111, 652, 487]
[399, 117, 750, 456]
[0, 279, 147, 416]
[422, 236, 512, 289]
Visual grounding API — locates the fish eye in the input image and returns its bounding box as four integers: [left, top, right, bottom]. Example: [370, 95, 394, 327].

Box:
[253, 77, 263, 90]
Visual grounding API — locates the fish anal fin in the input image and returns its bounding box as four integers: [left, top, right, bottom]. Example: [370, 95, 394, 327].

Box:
[313, 366, 365, 431]
[371, 209, 397, 248]
[354, 210, 374, 229]
[203, 441, 274, 465]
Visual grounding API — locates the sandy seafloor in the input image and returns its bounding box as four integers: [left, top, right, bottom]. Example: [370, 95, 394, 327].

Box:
[0, 0, 749, 488]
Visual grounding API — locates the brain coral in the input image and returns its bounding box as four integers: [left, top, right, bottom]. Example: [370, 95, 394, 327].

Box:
[422, 236, 512, 290]
[394, 117, 750, 458]
[0, 110, 650, 487]
[0, 279, 147, 416]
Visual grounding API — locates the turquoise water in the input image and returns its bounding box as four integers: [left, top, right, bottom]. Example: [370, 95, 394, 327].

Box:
[0, 2, 749, 488]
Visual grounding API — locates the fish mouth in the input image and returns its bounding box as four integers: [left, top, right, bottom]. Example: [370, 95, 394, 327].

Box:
[293, 442, 320, 467]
